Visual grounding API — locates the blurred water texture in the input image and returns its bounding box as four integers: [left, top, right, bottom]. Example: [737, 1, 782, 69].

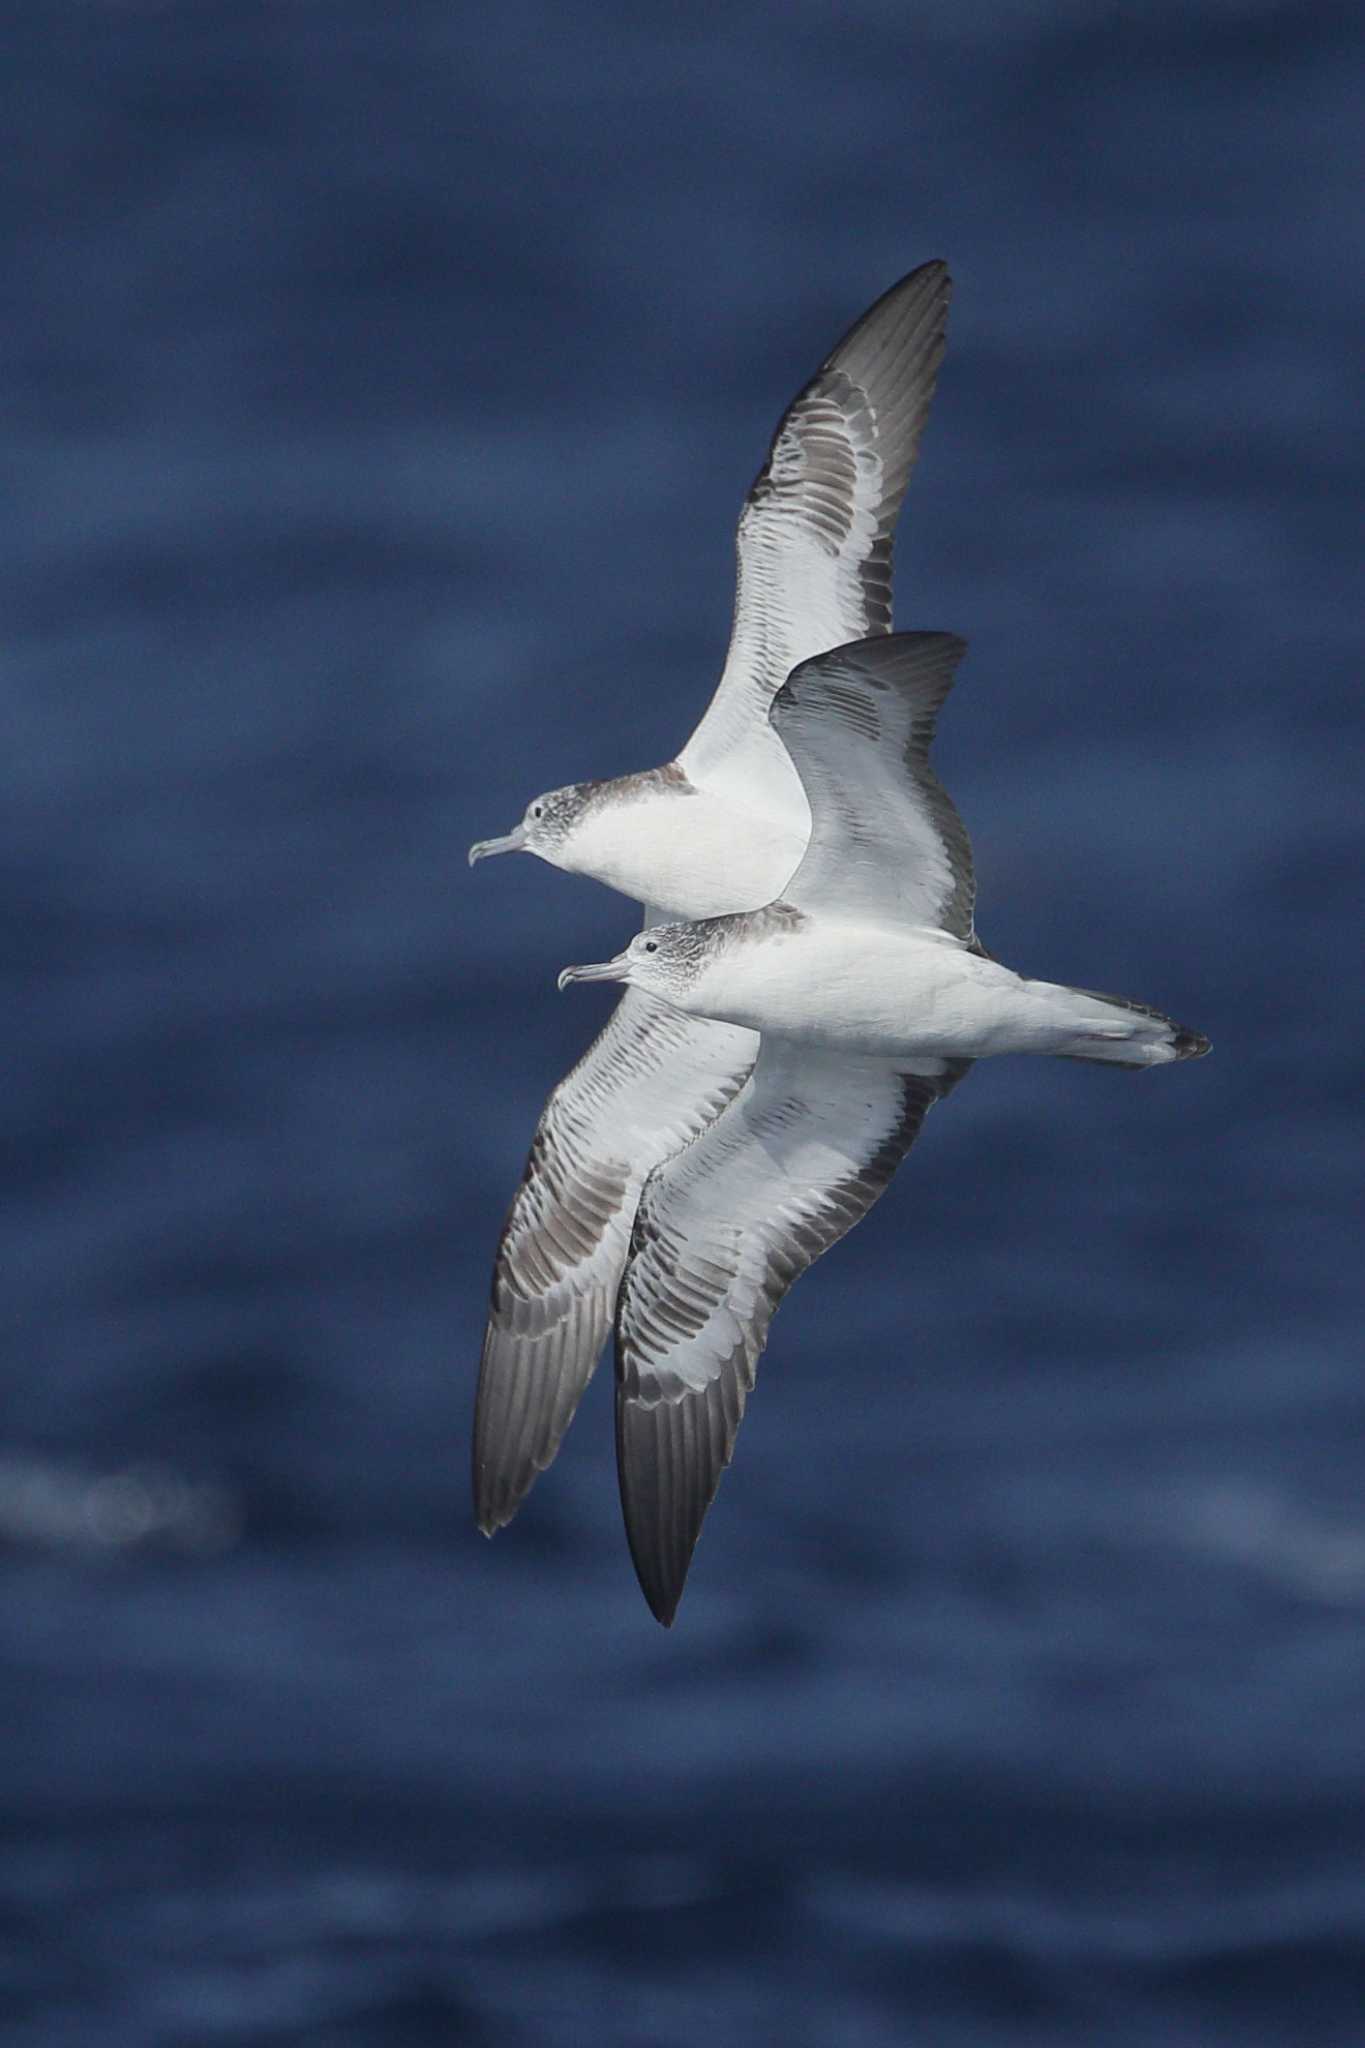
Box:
[3, 3, 1363, 2042]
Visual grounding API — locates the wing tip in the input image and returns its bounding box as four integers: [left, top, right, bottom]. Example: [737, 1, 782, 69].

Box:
[616, 1384, 712, 1630]
[471, 1285, 617, 1537]
[855, 252, 952, 314]
[472, 1445, 519, 1536]
[821, 255, 954, 374]
[471, 1452, 528, 1538]
[644, 1583, 682, 1629]
[628, 1531, 688, 1628]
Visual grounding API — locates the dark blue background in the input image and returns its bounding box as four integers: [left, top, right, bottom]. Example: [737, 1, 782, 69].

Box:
[4, 4, 1362, 2042]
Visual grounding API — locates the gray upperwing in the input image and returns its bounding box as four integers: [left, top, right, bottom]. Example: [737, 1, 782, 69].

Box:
[772, 631, 975, 935]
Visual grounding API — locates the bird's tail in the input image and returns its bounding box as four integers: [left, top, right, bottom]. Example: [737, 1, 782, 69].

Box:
[1049, 984, 1210, 1069]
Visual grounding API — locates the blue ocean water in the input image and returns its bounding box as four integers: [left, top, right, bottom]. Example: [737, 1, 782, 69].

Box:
[3, 3, 1363, 2041]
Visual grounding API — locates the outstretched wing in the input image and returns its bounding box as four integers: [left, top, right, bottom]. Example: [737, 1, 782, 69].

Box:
[474, 990, 756, 1533]
[614, 1038, 968, 1624]
[773, 632, 975, 935]
[679, 260, 952, 815]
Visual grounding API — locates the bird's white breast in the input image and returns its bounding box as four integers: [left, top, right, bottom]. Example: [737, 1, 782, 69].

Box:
[564, 784, 808, 919]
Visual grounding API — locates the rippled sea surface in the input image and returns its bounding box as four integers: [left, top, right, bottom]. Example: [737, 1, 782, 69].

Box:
[4, 4, 1363, 2041]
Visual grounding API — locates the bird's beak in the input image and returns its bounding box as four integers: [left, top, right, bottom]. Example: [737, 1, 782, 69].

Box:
[557, 952, 632, 992]
[468, 825, 527, 866]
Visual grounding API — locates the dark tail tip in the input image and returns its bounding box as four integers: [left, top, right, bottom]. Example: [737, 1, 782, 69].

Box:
[1173, 1026, 1211, 1061]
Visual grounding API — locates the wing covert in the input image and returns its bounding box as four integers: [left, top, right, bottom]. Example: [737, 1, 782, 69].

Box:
[773, 631, 975, 935]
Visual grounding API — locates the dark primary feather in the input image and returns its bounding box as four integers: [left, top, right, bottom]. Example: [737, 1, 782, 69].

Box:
[614, 1044, 970, 1625]
[796, 255, 955, 630]
[747, 258, 955, 626]
[473, 991, 755, 1534]
[682, 260, 953, 778]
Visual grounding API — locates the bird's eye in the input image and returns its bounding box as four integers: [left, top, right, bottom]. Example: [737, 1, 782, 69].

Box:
[531, 804, 543, 819]
[643, 940, 659, 954]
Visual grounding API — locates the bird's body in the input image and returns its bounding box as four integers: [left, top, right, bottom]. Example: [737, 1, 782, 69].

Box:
[615, 909, 1201, 1066]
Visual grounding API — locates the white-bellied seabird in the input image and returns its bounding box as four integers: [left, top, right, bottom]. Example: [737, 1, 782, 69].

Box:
[468, 262, 953, 1535]
[560, 633, 1209, 1623]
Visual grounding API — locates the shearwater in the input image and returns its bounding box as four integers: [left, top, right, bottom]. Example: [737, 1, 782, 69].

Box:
[560, 633, 1209, 1624]
[468, 262, 953, 1535]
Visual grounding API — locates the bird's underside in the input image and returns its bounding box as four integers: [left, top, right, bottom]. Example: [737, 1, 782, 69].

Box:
[472, 262, 957, 1577]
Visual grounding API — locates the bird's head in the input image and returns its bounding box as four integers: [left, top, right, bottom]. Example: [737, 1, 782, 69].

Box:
[467, 782, 593, 872]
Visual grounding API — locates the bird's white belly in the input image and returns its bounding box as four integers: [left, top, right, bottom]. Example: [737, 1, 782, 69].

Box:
[696, 925, 1052, 1058]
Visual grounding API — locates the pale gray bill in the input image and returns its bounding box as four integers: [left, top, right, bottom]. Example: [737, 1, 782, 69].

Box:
[468, 826, 527, 865]
[557, 956, 631, 991]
